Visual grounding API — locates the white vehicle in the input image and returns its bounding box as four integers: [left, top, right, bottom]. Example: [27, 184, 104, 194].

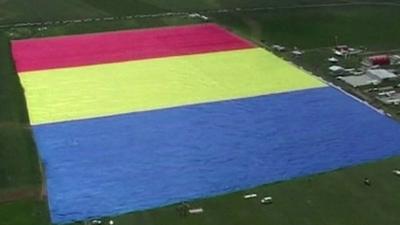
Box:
[261, 196, 273, 204]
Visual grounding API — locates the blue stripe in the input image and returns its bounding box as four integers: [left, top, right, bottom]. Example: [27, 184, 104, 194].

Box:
[33, 87, 400, 223]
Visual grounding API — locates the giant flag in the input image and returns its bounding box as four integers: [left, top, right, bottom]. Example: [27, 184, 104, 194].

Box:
[12, 23, 400, 224]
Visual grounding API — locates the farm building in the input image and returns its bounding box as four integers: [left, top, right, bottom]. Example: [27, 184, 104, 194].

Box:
[338, 75, 379, 87]
[272, 45, 286, 52]
[329, 66, 355, 76]
[362, 55, 391, 66]
[377, 93, 400, 105]
[292, 50, 303, 56]
[392, 55, 400, 65]
[329, 65, 345, 76]
[335, 45, 349, 52]
[366, 69, 397, 81]
[333, 45, 361, 56]
[328, 57, 339, 63]
[338, 69, 397, 87]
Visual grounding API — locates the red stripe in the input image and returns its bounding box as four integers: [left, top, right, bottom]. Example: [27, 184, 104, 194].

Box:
[12, 23, 254, 73]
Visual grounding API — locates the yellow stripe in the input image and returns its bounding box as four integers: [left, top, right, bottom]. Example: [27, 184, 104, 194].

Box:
[20, 48, 326, 125]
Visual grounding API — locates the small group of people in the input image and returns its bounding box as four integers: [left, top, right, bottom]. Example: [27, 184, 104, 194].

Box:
[176, 202, 191, 217]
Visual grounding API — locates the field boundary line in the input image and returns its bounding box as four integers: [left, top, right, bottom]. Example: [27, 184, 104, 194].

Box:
[0, 186, 42, 203]
[0, 122, 31, 129]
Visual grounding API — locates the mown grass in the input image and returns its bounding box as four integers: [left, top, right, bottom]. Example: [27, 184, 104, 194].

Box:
[2, 0, 400, 24]
[0, 199, 50, 225]
[0, 30, 46, 225]
[0, 33, 41, 191]
[7, 17, 201, 40]
[211, 5, 400, 50]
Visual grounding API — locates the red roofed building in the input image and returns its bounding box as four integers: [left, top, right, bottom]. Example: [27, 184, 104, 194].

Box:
[364, 55, 391, 66]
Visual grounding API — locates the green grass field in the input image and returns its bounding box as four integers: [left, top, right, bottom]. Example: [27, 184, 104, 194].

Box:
[7, 17, 201, 40]
[0, 31, 47, 225]
[1, 3, 400, 225]
[0, 0, 352, 24]
[2, 0, 400, 24]
[211, 5, 400, 50]
[0, 199, 49, 225]
[0, 33, 41, 191]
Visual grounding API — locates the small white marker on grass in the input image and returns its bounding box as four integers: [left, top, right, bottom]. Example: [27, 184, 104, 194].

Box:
[243, 193, 257, 199]
[189, 208, 204, 214]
